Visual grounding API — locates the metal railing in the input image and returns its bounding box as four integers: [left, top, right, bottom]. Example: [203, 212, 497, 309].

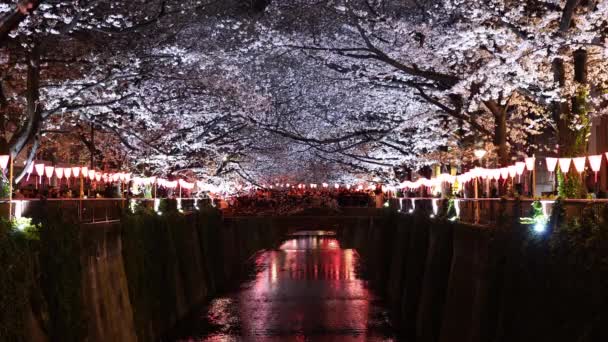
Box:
[2, 196, 606, 225]
[0, 198, 214, 224]
[389, 197, 608, 226]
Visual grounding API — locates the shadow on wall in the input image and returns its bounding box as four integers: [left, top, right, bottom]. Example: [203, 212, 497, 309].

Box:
[339, 202, 608, 342]
[0, 200, 289, 342]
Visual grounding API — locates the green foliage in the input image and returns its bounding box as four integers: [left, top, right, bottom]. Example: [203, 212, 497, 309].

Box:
[550, 203, 608, 275]
[144, 185, 152, 199]
[0, 220, 37, 342]
[572, 87, 591, 154]
[520, 200, 547, 226]
[557, 170, 585, 199]
[1, 210, 86, 342]
[0, 179, 10, 198]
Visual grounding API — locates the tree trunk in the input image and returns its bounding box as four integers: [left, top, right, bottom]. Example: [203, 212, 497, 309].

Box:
[484, 100, 509, 166]
[90, 124, 95, 168]
[493, 110, 509, 166]
[9, 43, 41, 158]
[553, 58, 576, 157]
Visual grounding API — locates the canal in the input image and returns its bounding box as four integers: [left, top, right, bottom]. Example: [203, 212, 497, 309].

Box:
[168, 230, 396, 341]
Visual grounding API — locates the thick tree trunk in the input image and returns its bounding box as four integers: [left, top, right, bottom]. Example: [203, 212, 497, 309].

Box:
[8, 43, 41, 158]
[484, 100, 509, 166]
[553, 58, 575, 157]
[493, 111, 508, 166]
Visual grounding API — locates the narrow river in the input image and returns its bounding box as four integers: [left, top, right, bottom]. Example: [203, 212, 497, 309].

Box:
[169, 230, 396, 341]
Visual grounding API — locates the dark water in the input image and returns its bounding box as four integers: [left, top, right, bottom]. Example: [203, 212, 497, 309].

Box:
[169, 230, 396, 341]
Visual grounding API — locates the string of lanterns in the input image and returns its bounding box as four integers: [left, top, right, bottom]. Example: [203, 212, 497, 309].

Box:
[1, 153, 606, 195]
[399, 153, 608, 191]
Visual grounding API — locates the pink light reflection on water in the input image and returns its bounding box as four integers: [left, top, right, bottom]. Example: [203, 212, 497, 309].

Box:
[174, 232, 395, 341]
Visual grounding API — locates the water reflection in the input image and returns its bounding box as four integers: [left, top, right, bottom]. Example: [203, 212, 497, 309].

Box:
[170, 231, 394, 341]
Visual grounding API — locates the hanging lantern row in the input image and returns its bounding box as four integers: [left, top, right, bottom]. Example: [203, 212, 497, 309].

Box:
[546, 154, 607, 182]
[399, 157, 538, 190]
[400, 153, 608, 191]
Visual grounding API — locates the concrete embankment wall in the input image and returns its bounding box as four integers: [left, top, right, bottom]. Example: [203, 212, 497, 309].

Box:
[339, 208, 608, 342]
[11, 205, 288, 342]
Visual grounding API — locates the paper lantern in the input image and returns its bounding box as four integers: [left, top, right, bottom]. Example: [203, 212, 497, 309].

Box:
[572, 157, 586, 174]
[491, 169, 501, 181]
[525, 157, 536, 171]
[34, 164, 45, 184]
[55, 167, 64, 179]
[500, 168, 509, 180]
[35, 163, 45, 176]
[72, 167, 81, 178]
[64, 168, 72, 179]
[95, 173, 102, 182]
[558, 158, 571, 173]
[44, 166, 54, 179]
[589, 155, 603, 182]
[0, 155, 9, 170]
[546, 158, 558, 173]
[88, 170, 95, 180]
[334, 184, 339, 189]
[508, 166, 517, 178]
[81, 167, 88, 177]
[515, 162, 526, 176]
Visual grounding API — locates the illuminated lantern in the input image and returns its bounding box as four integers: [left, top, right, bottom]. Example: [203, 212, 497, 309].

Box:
[72, 167, 81, 178]
[525, 157, 535, 171]
[357, 185, 363, 191]
[546, 158, 558, 173]
[499, 168, 509, 180]
[88, 170, 95, 180]
[81, 167, 88, 177]
[558, 158, 571, 173]
[64, 167, 72, 179]
[334, 184, 339, 189]
[508, 166, 517, 179]
[572, 157, 586, 174]
[346, 184, 351, 190]
[491, 169, 501, 181]
[35, 164, 45, 184]
[95, 173, 102, 182]
[35, 163, 45, 176]
[0, 155, 9, 170]
[44, 166, 54, 180]
[55, 167, 64, 180]
[515, 162, 525, 176]
[322, 183, 328, 188]
[589, 155, 602, 182]
[515, 162, 525, 182]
